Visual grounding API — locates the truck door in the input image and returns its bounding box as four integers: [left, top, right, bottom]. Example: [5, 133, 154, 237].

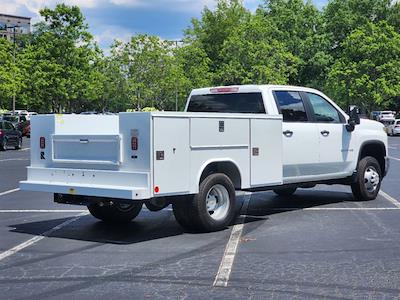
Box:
[153, 117, 190, 195]
[273, 91, 320, 180]
[304, 92, 354, 174]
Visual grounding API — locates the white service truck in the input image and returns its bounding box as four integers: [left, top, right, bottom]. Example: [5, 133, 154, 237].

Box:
[20, 85, 389, 232]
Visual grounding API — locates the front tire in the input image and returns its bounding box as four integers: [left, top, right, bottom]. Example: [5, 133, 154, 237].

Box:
[87, 202, 142, 223]
[172, 173, 236, 232]
[351, 156, 382, 201]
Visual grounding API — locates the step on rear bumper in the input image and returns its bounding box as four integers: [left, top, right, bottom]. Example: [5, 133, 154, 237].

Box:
[20, 167, 151, 200]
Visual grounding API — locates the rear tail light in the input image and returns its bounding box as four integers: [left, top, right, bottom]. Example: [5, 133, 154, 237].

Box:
[40, 137, 45, 149]
[131, 136, 138, 151]
[395, 125, 400, 128]
[0, 130, 3, 137]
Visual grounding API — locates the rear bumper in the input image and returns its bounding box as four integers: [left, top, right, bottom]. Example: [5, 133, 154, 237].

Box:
[20, 167, 151, 200]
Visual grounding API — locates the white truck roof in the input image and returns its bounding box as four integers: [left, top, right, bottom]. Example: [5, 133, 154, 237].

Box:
[188, 84, 347, 118]
[189, 84, 324, 95]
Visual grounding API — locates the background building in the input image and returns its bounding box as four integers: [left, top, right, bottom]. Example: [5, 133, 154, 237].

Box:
[0, 13, 31, 41]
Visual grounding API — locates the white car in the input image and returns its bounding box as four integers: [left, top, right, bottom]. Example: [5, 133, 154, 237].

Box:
[20, 85, 389, 232]
[378, 111, 396, 122]
[388, 119, 400, 136]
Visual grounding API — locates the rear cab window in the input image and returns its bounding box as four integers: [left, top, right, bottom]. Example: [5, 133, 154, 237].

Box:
[187, 93, 266, 114]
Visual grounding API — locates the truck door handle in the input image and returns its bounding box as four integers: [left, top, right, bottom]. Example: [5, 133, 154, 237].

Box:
[283, 130, 293, 137]
[320, 130, 330, 136]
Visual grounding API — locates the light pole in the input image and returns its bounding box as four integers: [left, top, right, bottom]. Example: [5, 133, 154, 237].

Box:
[5, 25, 20, 114]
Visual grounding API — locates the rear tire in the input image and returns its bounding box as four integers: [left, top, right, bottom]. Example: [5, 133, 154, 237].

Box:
[15, 138, 22, 150]
[351, 156, 381, 201]
[87, 202, 142, 223]
[273, 187, 297, 196]
[0, 139, 7, 151]
[172, 196, 198, 231]
[172, 173, 236, 232]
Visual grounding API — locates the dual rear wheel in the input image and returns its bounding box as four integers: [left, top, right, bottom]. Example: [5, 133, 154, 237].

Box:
[87, 173, 237, 232]
[172, 173, 237, 232]
[87, 202, 143, 223]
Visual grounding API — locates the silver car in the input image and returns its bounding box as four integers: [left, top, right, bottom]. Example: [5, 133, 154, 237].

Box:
[388, 119, 400, 136]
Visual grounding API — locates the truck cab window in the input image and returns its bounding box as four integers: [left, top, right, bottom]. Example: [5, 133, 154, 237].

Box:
[187, 93, 265, 114]
[306, 93, 342, 123]
[274, 91, 308, 122]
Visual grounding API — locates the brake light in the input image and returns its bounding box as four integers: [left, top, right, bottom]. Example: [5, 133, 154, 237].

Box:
[210, 87, 239, 93]
[40, 137, 45, 149]
[131, 136, 138, 151]
[0, 130, 3, 137]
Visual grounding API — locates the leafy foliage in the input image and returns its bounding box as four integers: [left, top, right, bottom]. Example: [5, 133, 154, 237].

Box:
[326, 21, 400, 110]
[0, 1, 399, 113]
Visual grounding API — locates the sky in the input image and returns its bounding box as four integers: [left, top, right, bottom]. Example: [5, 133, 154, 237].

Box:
[0, 0, 328, 50]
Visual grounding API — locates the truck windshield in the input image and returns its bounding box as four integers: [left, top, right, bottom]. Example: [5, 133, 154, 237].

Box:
[187, 93, 265, 114]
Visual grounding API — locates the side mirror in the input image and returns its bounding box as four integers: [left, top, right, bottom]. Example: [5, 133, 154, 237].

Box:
[346, 105, 361, 132]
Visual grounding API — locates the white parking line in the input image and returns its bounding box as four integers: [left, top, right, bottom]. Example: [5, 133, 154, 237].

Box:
[0, 210, 88, 213]
[21, 147, 30, 151]
[213, 194, 250, 287]
[0, 158, 29, 162]
[379, 191, 400, 208]
[0, 188, 20, 197]
[0, 213, 86, 262]
[389, 156, 400, 162]
[264, 207, 400, 211]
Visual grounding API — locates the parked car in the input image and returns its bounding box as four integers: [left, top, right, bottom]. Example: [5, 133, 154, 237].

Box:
[377, 111, 396, 122]
[0, 121, 22, 151]
[2, 114, 27, 124]
[16, 121, 31, 138]
[388, 119, 400, 136]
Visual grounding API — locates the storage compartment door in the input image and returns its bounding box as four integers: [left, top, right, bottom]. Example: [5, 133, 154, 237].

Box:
[153, 117, 190, 195]
[250, 119, 283, 186]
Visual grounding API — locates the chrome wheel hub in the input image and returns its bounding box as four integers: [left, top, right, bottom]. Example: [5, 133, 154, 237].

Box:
[206, 184, 230, 221]
[364, 166, 380, 193]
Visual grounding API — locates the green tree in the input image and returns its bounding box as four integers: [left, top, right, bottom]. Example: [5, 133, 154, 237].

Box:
[175, 41, 212, 90]
[0, 39, 20, 109]
[258, 0, 330, 87]
[216, 14, 298, 85]
[324, 0, 399, 55]
[18, 4, 100, 112]
[325, 21, 400, 111]
[185, 0, 250, 78]
[115, 34, 188, 111]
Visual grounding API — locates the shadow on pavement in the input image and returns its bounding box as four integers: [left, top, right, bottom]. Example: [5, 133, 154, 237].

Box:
[8, 190, 353, 244]
[246, 190, 354, 216]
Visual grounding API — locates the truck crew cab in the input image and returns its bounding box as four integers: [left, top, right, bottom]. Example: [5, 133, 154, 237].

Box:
[20, 85, 389, 232]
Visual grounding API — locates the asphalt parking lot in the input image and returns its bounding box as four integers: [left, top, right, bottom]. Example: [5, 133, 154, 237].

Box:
[1, 137, 400, 299]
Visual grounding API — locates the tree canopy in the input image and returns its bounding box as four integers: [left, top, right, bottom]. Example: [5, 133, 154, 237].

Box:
[0, 0, 399, 113]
